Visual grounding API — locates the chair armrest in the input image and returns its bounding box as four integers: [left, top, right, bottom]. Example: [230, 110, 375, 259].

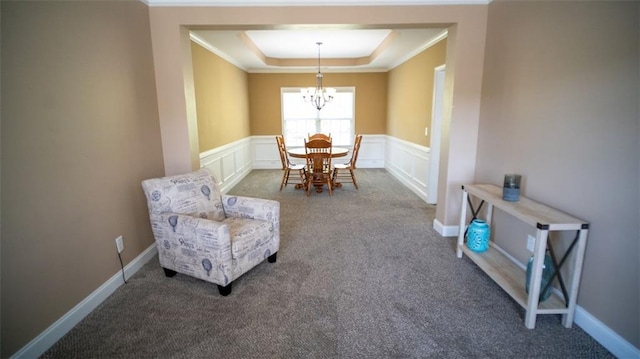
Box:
[222, 195, 280, 247]
[221, 195, 280, 223]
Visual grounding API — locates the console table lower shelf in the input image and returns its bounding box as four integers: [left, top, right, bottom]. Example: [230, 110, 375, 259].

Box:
[459, 244, 568, 313]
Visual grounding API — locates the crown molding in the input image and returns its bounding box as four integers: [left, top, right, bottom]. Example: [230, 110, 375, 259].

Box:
[389, 29, 447, 69]
[145, 0, 491, 7]
[190, 32, 249, 71]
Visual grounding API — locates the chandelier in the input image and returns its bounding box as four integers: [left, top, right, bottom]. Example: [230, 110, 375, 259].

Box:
[301, 42, 336, 111]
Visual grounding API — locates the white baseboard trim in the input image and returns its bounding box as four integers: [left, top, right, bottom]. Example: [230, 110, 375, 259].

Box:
[489, 243, 640, 358]
[386, 166, 428, 202]
[574, 306, 640, 358]
[11, 244, 158, 359]
[433, 218, 459, 237]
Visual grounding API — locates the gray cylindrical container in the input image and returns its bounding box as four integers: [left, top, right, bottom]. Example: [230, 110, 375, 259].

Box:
[503, 174, 522, 202]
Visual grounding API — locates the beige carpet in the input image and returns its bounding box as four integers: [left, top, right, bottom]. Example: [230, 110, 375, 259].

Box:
[41, 169, 612, 358]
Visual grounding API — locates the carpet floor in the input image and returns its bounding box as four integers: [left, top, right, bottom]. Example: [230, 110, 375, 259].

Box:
[41, 169, 613, 358]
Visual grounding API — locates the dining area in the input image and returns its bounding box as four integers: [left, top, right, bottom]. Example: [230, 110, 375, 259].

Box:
[276, 133, 363, 196]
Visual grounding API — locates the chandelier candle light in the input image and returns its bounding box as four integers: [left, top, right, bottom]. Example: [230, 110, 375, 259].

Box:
[301, 42, 336, 111]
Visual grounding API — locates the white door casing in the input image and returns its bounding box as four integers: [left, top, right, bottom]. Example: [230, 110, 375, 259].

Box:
[427, 64, 446, 204]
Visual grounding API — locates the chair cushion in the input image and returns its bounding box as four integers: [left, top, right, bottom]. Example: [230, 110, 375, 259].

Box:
[222, 217, 274, 260]
[142, 168, 225, 222]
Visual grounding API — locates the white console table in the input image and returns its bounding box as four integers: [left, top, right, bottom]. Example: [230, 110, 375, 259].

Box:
[457, 184, 589, 329]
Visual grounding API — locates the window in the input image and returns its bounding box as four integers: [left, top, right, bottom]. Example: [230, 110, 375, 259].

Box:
[281, 87, 355, 147]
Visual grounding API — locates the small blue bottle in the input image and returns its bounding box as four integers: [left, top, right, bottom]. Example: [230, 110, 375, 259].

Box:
[525, 255, 555, 301]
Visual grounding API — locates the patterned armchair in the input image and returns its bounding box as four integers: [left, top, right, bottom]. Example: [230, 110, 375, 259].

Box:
[141, 168, 279, 296]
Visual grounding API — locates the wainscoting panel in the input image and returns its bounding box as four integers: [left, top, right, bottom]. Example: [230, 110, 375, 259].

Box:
[384, 136, 430, 202]
[251, 135, 387, 170]
[199, 137, 252, 193]
[356, 135, 385, 169]
[201, 135, 426, 198]
[252, 136, 282, 169]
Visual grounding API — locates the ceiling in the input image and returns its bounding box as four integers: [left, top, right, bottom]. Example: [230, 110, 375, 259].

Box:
[150, 0, 491, 73]
[190, 27, 448, 73]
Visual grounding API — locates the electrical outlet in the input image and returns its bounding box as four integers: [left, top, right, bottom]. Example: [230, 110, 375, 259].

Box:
[115, 235, 124, 253]
[526, 235, 535, 252]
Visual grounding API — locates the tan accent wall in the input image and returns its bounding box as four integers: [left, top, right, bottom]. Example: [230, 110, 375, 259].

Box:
[388, 40, 447, 147]
[0, 1, 164, 356]
[191, 42, 251, 152]
[478, 0, 639, 347]
[248, 72, 387, 135]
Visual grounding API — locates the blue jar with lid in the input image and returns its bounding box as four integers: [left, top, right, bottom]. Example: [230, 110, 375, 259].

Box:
[466, 219, 490, 252]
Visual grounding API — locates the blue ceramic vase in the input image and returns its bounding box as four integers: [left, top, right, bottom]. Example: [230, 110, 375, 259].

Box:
[466, 219, 490, 252]
[526, 255, 555, 302]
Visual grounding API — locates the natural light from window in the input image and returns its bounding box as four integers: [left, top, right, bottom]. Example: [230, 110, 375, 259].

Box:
[281, 87, 355, 148]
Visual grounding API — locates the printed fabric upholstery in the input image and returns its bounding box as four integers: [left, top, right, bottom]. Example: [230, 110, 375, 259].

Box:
[141, 168, 280, 291]
[141, 168, 226, 222]
[223, 217, 273, 260]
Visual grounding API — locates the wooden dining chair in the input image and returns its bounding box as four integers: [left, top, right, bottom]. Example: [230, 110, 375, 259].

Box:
[332, 134, 363, 190]
[304, 138, 333, 196]
[276, 135, 306, 191]
[308, 133, 331, 142]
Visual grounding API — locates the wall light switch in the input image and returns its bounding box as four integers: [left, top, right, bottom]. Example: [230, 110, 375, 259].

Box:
[527, 235, 535, 252]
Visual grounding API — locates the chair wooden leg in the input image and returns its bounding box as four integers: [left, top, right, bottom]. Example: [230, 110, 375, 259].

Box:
[163, 268, 177, 277]
[305, 174, 312, 196]
[351, 169, 358, 190]
[299, 169, 306, 189]
[279, 168, 289, 191]
[217, 283, 232, 296]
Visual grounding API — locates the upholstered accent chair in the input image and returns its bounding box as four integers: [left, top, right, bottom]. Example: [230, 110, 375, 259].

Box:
[141, 168, 279, 296]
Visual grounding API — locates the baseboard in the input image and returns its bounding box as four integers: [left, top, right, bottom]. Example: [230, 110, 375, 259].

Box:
[11, 244, 158, 359]
[490, 243, 640, 358]
[386, 166, 429, 203]
[218, 165, 252, 194]
[433, 218, 459, 237]
[574, 306, 640, 358]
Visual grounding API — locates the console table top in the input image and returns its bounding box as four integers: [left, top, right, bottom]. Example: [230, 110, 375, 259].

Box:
[462, 184, 589, 230]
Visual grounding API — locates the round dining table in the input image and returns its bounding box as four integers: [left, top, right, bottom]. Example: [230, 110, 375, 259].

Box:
[286, 147, 349, 193]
